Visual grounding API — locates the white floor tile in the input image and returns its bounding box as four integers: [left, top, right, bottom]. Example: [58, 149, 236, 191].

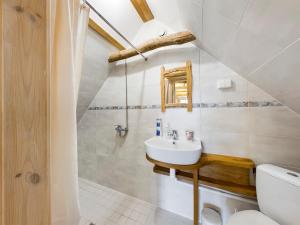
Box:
[79, 178, 193, 225]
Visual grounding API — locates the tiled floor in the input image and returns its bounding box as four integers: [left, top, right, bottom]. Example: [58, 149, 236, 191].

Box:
[79, 178, 193, 225]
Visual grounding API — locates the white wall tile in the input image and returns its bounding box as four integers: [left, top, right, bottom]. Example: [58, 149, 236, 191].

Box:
[200, 131, 250, 158]
[249, 135, 300, 168]
[200, 108, 250, 134]
[77, 28, 115, 121]
[247, 39, 300, 113]
[199, 0, 300, 114]
[78, 19, 300, 225]
[240, 0, 300, 49]
[247, 83, 275, 102]
[249, 107, 300, 139]
[203, 0, 240, 59]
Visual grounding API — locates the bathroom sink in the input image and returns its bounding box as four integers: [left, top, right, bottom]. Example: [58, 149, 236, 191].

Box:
[144, 137, 202, 165]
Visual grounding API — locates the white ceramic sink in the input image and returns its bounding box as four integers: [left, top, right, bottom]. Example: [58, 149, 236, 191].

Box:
[144, 137, 202, 165]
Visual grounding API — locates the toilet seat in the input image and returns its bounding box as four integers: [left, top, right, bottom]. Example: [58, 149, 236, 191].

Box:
[226, 210, 280, 225]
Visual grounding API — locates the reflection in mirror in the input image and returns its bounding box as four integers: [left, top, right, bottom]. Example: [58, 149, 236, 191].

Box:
[165, 78, 188, 104]
[160, 61, 192, 112]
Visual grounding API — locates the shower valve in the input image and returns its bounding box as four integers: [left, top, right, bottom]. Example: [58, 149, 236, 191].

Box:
[114, 124, 128, 136]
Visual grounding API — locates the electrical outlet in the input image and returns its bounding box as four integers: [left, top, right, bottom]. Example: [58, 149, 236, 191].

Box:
[217, 79, 232, 89]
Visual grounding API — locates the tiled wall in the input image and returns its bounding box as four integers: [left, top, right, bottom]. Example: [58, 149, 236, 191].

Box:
[78, 45, 300, 217]
[77, 21, 300, 222]
[77, 28, 115, 121]
[78, 6, 300, 222]
[145, 0, 300, 114]
[182, 0, 300, 114]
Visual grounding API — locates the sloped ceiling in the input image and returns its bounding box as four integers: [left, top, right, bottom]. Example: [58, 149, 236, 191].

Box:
[87, 0, 143, 47]
[77, 28, 115, 121]
[83, 0, 300, 115]
[78, 0, 142, 120]
[173, 0, 300, 114]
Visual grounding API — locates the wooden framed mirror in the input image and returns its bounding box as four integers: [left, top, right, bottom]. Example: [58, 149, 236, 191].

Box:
[160, 61, 192, 112]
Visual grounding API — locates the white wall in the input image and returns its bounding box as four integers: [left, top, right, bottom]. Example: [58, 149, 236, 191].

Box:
[78, 20, 300, 223]
[77, 28, 115, 121]
[175, 0, 300, 114]
[82, 0, 300, 114]
[157, 176, 258, 223]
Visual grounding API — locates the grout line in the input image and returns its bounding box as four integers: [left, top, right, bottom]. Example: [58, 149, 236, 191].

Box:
[79, 178, 194, 225]
[201, 0, 205, 40]
[237, 0, 253, 28]
[224, 0, 254, 55]
[243, 37, 300, 117]
[247, 37, 300, 77]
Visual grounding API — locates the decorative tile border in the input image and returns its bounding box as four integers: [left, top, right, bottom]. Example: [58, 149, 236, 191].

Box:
[88, 101, 283, 111]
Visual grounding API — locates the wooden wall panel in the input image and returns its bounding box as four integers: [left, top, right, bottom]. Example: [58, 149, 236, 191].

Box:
[199, 164, 250, 186]
[0, 0, 3, 224]
[2, 0, 50, 224]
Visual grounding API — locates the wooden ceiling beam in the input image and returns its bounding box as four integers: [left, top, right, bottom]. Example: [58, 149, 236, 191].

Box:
[88, 18, 125, 51]
[130, 0, 154, 22]
[108, 31, 196, 63]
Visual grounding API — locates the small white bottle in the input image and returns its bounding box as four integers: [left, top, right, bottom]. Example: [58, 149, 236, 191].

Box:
[156, 119, 162, 137]
[165, 122, 171, 138]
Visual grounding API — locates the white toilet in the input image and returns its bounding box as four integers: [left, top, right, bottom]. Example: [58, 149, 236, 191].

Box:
[227, 164, 300, 225]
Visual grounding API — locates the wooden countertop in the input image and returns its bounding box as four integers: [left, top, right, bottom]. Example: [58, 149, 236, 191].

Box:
[146, 153, 257, 198]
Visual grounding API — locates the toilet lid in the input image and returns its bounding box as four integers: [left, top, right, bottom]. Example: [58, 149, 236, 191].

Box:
[226, 210, 280, 225]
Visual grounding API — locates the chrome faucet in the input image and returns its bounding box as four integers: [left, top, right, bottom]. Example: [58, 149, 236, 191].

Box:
[168, 129, 178, 144]
[114, 125, 128, 137]
[167, 129, 178, 140]
[171, 130, 178, 140]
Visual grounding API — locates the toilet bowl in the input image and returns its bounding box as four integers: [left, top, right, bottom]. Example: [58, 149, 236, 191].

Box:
[227, 164, 300, 225]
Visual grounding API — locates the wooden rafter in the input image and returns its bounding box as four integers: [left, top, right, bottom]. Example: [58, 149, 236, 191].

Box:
[130, 0, 154, 22]
[108, 31, 196, 62]
[88, 18, 125, 51]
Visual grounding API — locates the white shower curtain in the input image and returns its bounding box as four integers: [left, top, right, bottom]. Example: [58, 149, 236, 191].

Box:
[50, 1, 89, 225]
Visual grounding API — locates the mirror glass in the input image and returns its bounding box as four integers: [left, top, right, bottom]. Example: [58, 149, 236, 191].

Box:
[160, 61, 192, 112]
[165, 77, 188, 105]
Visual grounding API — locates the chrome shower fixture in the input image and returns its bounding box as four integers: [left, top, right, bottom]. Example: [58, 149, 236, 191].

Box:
[114, 124, 128, 137]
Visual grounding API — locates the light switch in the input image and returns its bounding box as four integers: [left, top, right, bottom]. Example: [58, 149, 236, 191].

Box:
[217, 79, 232, 89]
